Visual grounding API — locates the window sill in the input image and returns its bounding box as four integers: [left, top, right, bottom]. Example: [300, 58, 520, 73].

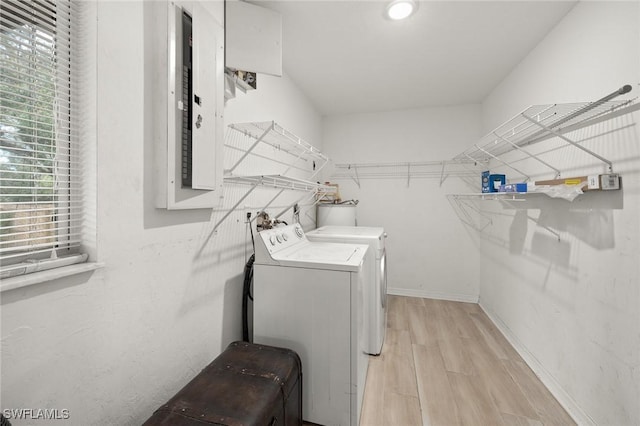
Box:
[0, 262, 104, 293]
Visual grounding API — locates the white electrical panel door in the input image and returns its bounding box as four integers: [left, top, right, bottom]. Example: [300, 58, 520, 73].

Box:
[158, 2, 224, 210]
[191, 3, 221, 190]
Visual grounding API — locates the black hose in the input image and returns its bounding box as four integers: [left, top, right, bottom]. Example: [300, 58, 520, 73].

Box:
[249, 214, 255, 252]
[1, 414, 12, 426]
[242, 253, 255, 342]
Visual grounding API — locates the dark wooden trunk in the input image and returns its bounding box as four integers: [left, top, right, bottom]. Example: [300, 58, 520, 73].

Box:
[143, 341, 302, 426]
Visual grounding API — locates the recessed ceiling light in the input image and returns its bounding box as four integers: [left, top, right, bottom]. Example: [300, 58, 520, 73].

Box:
[386, 0, 417, 20]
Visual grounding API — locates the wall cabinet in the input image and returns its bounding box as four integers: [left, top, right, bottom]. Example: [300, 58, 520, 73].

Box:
[224, 0, 282, 98]
[225, 1, 282, 77]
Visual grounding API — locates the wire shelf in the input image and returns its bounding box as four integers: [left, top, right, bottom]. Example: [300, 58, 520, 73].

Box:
[330, 159, 480, 187]
[449, 192, 529, 200]
[445, 86, 638, 240]
[454, 99, 636, 165]
[224, 174, 333, 192]
[227, 121, 328, 171]
[209, 122, 332, 236]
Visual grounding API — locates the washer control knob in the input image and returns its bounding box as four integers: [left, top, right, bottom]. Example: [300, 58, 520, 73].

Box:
[269, 235, 276, 246]
[276, 234, 283, 243]
[282, 233, 288, 241]
[295, 227, 303, 238]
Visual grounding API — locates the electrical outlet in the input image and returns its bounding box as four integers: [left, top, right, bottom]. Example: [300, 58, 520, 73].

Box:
[587, 175, 600, 190]
[600, 174, 620, 190]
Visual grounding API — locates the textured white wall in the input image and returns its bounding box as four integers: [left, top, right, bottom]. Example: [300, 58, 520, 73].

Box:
[479, 2, 640, 425]
[323, 105, 483, 302]
[0, 1, 322, 425]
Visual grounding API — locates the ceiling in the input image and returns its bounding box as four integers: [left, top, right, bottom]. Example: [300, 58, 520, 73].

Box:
[252, 0, 577, 116]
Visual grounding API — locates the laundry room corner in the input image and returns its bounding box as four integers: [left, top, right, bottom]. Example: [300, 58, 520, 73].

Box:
[322, 105, 484, 303]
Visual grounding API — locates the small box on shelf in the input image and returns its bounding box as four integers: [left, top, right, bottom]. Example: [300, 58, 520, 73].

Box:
[482, 171, 506, 193]
[499, 183, 527, 193]
[536, 174, 620, 192]
[589, 173, 620, 190]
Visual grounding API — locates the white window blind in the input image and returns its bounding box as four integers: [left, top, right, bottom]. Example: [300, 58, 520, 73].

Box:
[1, 0, 87, 278]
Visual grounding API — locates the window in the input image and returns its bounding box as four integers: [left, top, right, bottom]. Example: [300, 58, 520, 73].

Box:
[0, 0, 87, 279]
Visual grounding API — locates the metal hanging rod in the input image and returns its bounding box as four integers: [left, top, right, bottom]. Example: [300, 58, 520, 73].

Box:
[334, 159, 475, 169]
[331, 159, 481, 187]
[224, 175, 332, 192]
[523, 84, 632, 146]
[455, 88, 636, 165]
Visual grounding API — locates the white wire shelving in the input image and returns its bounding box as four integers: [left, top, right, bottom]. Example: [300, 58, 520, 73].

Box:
[448, 192, 529, 201]
[225, 121, 329, 176]
[330, 159, 481, 187]
[453, 85, 639, 182]
[211, 121, 331, 234]
[223, 174, 328, 191]
[447, 85, 639, 239]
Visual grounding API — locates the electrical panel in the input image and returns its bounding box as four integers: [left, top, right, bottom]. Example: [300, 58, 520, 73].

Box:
[154, 1, 224, 210]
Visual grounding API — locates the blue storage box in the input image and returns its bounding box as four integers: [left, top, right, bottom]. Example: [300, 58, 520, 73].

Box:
[488, 174, 505, 193]
[499, 183, 527, 193]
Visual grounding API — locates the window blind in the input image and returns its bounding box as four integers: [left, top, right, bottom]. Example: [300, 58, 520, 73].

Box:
[1, 0, 86, 278]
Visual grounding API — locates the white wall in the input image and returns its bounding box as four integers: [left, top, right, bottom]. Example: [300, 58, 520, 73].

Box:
[323, 105, 482, 302]
[0, 1, 323, 425]
[479, 2, 640, 425]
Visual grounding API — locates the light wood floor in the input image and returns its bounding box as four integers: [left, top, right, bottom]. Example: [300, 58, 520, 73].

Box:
[359, 296, 576, 426]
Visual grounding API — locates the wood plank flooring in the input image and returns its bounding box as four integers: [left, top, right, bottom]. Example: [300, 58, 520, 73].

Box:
[359, 296, 576, 426]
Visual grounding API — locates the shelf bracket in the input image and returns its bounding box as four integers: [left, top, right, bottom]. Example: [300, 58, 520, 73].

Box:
[275, 190, 320, 220]
[474, 144, 531, 182]
[521, 113, 613, 172]
[449, 195, 493, 232]
[439, 161, 447, 187]
[198, 183, 261, 258]
[348, 164, 361, 188]
[251, 187, 288, 224]
[407, 163, 411, 187]
[312, 159, 329, 180]
[280, 149, 307, 176]
[463, 153, 480, 166]
[492, 132, 561, 178]
[212, 183, 259, 233]
[226, 123, 274, 174]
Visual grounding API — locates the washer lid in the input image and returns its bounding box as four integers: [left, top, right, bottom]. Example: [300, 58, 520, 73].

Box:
[310, 225, 385, 238]
[275, 241, 369, 272]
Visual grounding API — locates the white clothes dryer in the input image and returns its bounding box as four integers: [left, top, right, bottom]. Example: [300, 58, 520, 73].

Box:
[306, 226, 387, 355]
[253, 223, 369, 426]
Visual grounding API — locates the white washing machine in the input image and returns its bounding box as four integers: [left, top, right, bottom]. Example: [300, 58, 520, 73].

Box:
[253, 223, 369, 426]
[306, 226, 387, 355]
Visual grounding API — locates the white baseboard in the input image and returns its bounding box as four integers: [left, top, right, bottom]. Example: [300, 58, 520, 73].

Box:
[387, 286, 479, 303]
[479, 302, 595, 426]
